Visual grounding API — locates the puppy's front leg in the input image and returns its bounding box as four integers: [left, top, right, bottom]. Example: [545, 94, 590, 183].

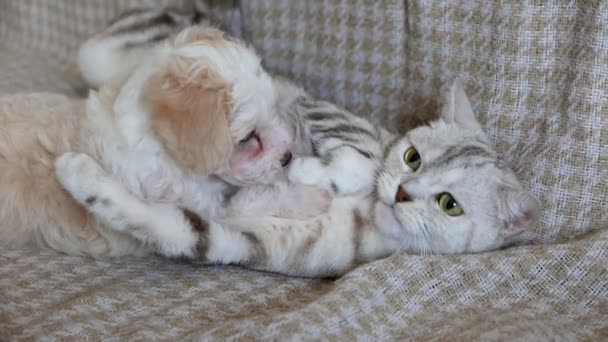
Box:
[55, 153, 200, 257]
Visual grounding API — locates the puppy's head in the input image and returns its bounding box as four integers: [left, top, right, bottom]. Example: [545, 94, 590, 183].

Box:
[144, 26, 294, 185]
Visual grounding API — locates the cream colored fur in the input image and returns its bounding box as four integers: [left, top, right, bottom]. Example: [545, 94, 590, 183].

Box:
[0, 26, 295, 256]
[0, 92, 145, 255]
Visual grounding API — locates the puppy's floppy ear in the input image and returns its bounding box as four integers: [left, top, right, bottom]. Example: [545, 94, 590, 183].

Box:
[143, 54, 234, 176]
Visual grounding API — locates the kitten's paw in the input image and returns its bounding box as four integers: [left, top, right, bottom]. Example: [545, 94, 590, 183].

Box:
[287, 157, 327, 188]
[277, 184, 332, 219]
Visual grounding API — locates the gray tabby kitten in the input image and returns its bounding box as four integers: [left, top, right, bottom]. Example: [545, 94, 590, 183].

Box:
[55, 80, 540, 277]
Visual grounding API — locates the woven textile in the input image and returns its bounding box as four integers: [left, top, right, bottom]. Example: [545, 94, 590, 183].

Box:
[0, 0, 607, 340]
[242, 0, 608, 244]
[2, 233, 607, 340]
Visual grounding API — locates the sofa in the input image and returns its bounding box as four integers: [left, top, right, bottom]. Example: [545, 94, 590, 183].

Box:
[0, 0, 606, 340]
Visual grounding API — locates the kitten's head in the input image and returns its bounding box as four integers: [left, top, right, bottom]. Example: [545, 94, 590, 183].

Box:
[374, 80, 540, 254]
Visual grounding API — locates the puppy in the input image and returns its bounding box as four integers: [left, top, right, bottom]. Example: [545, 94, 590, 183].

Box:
[0, 26, 302, 256]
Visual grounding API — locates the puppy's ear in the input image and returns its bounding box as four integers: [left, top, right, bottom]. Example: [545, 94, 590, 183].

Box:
[144, 56, 234, 176]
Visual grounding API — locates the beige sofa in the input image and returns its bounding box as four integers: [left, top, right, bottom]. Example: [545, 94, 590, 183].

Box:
[1, 0, 606, 340]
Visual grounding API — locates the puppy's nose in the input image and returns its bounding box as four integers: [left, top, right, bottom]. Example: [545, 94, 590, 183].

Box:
[395, 186, 411, 203]
[280, 151, 293, 167]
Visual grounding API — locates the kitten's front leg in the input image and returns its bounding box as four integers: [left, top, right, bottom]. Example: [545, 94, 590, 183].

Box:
[55, 153, 200, 257]
[287, 157, 329, 188]
[288, 146, 378, 196]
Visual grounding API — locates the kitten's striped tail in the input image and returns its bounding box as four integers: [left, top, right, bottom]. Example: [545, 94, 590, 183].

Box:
[78, 5, 216, 88]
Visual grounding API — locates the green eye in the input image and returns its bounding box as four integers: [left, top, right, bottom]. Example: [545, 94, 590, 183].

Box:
[403, 147, 421, 171]
[438, 193, 464, 216]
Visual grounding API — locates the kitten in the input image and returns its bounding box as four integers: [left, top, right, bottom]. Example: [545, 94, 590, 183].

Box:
[55, 80, 540, 277]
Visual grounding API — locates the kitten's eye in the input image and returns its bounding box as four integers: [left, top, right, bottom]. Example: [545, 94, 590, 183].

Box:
[240, 130, 256, 144]
[403, 147, 421, 171]
[438, 193, 464, 216]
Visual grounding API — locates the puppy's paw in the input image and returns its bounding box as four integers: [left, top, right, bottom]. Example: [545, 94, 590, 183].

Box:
[55, 153, 143, 232]
[55, 152, 101, 177]
[277, 184, 333, 219]
[55, 153, 108, 203]
[287, 157, 326, 188]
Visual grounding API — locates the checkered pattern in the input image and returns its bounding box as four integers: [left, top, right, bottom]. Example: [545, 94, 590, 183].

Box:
[0, 0, 607, 340]
[2, 233, 607, 340]
[243, 0, 407, 129]
[243, 0, 608, 244]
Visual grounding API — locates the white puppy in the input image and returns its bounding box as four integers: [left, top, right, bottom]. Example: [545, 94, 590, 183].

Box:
[0, 26, 314, 256]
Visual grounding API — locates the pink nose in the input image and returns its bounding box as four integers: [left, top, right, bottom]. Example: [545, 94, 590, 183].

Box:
[280, 151, 293, 167]
[395, 186, 411, 203]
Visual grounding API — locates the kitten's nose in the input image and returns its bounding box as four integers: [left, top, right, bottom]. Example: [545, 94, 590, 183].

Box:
[280, 151, 293, 167]
[395, 186, 411, 203]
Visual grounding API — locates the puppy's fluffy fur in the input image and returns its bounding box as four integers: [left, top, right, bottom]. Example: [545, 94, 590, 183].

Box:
[0, 26, 293, 256]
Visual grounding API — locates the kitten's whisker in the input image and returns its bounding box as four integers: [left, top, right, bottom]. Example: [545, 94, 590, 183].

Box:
[482, 212, 502, 222]
[392, 239, 410, 257]
[417, 212, 438, 255]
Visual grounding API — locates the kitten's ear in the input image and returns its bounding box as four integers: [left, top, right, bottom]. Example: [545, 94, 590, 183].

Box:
[379, 127, 397, 150]
[498, 185, 541, 238]
[440, 78, 482, 131]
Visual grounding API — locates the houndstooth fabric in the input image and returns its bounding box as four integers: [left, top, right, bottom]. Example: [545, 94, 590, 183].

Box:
[2, 232, 607, 340]
[242, 0, 608, 244]
[0, 0, 238, 96]
[0, 0, 607, 340]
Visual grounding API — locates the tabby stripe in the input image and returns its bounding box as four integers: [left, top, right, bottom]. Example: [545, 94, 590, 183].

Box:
[311, 124, 376, 140]
[467, 161, 494, 169]
[108, 13, 180, 36]
[297, 223, 323, 259]
[123, 31, 172, 48]
[312, 135, 364, 157]
[182, 208, 209, 260]
[220, 184, 241, 207]
[315, 132, 360, 143]
[296, 98, 330, 110]
[432, 145, 495, 169]
[106, 8, 152, 26]
[193, 9, 210, 23]
[241, 232, 266, 266]
[104, 12, 160, 35]
[352, 209, 366, 257]
[305, 110, 350, 122]
[182, 208, 208, 232]
[350, 146, 375, 160]
[311, 138, 324, 156]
